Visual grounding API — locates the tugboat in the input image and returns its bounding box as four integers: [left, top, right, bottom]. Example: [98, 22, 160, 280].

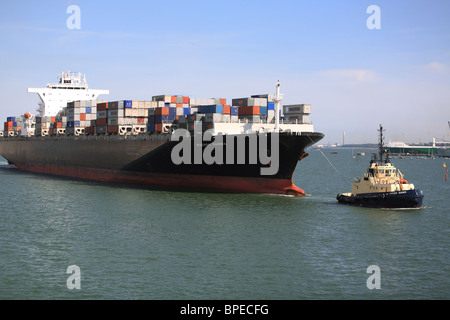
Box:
[337, 125, 424, 208]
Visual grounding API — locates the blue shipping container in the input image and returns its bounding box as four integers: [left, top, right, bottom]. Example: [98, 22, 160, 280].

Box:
[199, 105, 223, 114]
[7, 117, 15, 122]
[260, 106, 268, 116]
[124, 100, 132, 107]
[148, 115, 155, 124]
[230, 106, 238, 115]
[168, 107, 177, 116]
[183, 108, 191, 115]
[147, 124, 155, 132]
[86, 107, 91, 114]
[268, 102, 275, 110]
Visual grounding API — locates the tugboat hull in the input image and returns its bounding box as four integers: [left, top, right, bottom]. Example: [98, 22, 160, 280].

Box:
[337, 189, 424, 208]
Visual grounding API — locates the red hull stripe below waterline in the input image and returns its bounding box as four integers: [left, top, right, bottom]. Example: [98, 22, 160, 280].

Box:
[14, 162, 306, 196]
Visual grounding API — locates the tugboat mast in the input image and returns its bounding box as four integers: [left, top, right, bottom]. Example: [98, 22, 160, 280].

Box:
[378, 124, 389, 164]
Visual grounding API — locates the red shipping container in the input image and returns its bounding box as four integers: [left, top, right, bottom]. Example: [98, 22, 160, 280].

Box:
[56, 122, 62, 128]
[238, 106, 260, 116]
[80, 113, 86, 121]
[183, 96, 190, 104]
[155, 107, 169, 116]
[96, 118, 107, 126]
[97, 102, 108, 111]
[108, 125, 118, 133]
[176, 103, 183, 108]
[223, 105, 230, 114]
[155, 123, 162, 132]
[137, 117, 145, 124]
[51, 117, 55, 122]
[170, 96, 177, 103]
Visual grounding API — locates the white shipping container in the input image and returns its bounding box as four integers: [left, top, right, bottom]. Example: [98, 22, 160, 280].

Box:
[176, 108, 184, 116]
[132, 100, 139, 108]
[125, 109, 133, 117]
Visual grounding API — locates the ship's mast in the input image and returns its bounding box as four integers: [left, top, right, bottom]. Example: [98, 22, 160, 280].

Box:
[378, 124, 387, 163]
[274, 81, 282, 132]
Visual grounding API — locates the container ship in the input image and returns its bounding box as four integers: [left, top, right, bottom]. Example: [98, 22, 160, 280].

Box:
[0, 72, 324, 196]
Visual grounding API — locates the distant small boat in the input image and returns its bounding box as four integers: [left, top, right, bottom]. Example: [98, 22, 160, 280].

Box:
[336, 125, 424, 208]
[330, 151, 338, 154]
[357, 152, 365, 156]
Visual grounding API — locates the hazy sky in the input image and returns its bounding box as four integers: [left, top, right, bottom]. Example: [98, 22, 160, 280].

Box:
[0, 0, 449, 144]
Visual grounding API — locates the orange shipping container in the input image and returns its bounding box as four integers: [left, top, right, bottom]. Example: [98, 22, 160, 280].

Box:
[183, 96, 189, 104]
[170, 96, 177, 103]
[176, 103, 183, 108]
[80, 113, 86, 121]
[220, 98, 226, 105]
[223, 105, 230, 114]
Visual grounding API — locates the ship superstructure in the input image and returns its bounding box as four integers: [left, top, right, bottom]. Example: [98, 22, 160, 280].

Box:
[28, 71, 109, 117]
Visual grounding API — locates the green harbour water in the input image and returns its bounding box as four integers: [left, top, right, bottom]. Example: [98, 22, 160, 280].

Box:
[0, 149, 448, 299]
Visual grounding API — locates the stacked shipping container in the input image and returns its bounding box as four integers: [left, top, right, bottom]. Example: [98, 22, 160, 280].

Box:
[1, 94, 312, 138]
[282, 104, 311, 124]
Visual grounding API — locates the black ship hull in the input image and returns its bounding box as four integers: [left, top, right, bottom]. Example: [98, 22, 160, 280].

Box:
[0, 131, 324, 196]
